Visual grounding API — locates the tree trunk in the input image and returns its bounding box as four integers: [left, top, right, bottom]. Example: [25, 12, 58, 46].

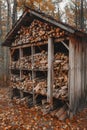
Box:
[80, 0, 84, 30]
[12, 0, 17, 26]
[6, 0, 11, 32]
[0, 1, 4, 86]
[0, 2, 1, 34]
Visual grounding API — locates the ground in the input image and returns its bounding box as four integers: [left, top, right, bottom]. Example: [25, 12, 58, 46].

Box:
[0, 87, 87, 130]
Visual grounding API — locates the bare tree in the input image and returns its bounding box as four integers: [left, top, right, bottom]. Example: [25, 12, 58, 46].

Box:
[6, 0, 11, 32]
[12, 0, 17, 26]
[80, 0, 84, 30]
[0, 0, 4, 86]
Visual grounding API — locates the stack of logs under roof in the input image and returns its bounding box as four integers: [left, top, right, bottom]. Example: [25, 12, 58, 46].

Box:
[10, 51, 68, 101]
[10, 19, 68, 101]
[12, 20, 66, 46]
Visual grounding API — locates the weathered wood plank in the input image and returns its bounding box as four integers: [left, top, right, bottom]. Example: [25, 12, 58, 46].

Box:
[47, 37, 54, 107]
[85, 38, 87, 104]
[81, 38, 87, 106]
[69, 36, 87, 115]
[10, 37, 69, 50]
[74, 39, 78, 113]
[69, 37, 75, 116]
[81, 39, 85, 106]
[29, 10, 75, 33]
[19, 48, 23, 80]
[74, 38, 82, 112]
[31, 46, 36, 105]
[20, 90, 24, 98]
[77, 39, 82, 110]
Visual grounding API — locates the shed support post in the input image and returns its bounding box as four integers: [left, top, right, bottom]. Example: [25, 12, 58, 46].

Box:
[69, 37, 82, 117]
[31, 46, 36, 105]
[85, 39, 87, 104]
[9, 49, 14, 99]
[47, 37, 54, 108]
[20, 90, 24, 98]
[19, 48, 23, 80]
[69, 38, 75, 117]
[19, 48, 24, 98]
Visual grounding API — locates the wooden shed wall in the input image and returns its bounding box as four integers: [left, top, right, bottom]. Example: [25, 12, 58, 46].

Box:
[0, 44, 9, 87]
[69, 36, 87, 116]
[0, 44, 4, 86]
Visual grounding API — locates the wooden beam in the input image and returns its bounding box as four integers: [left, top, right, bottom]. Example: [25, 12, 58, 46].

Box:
[61, 41, 69, 51]
[74, 38, 82, 112]
[85, 39, 87, 104]
[10, 37, 69, 50]
[19, 48, 23, 80]
[20, 90, 24, 98]
[81, 38, 86, 105]
[77, 40, 82, 108]
[69, 37, 75, 117]
[47, 37, 54, 108]
[69, 37, 84, 116]
[31, 45, 36, 105]
[29, 10, 75, 33]
[10, 49, 15, 56]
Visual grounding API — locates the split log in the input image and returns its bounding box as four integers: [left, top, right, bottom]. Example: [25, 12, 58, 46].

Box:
[34, 52, 68, 101]
[12, 20, 65, 46]
[10, 52, 68, 101]
[50, 105, 68, 121]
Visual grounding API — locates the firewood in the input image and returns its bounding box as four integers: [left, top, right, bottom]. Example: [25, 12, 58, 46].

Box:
[55, 105, 67, 118]
[12, 19, 65, 46]
[10, 52, 68, 101]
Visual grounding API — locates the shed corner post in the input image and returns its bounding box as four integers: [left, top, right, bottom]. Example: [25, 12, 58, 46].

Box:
[19, 47, 24, 98]
[31, 45, 36, 105]
[69, 36, 83, 118]
[85, 38, 87, 105]
[47, 37, 54, 109]
[69, 37, 75, 118]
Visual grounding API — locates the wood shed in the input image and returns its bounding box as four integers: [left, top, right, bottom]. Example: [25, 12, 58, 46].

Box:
[2, 7, 87, 119]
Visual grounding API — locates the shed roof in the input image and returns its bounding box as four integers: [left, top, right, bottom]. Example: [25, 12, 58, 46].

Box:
[2, 6, 87, 46]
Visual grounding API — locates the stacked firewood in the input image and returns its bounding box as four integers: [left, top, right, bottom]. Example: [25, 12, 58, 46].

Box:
[21, 77, 33, 92]
[10, 74, 34, 92]
[10, 52, 68, 100]
[10, 74, 22, 89]
[10, 60, 20, 69]
[10, 51, 48, 70]
[10, 74, 20, 82]
[53, 53, 68, 100]
[33, 51, 48, 70]
[12, 20, 65, 46]
[34, 52, 69, 100]
[34, 79, 47, 96]
[20, 56, 32, 70]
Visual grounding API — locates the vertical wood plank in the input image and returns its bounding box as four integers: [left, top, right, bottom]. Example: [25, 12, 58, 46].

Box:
[81, 38, 86, 106]
[81, 39, 85, 106]
[19, 48, 24, 98]
[74, 38, 82, 112]
[85, 39, 87, 104]
[20, 90, 24, 98]
[69, 37, 86, 116]
[9, 49, 12, 83]
[10, 49, 14, 99]
[19, 47, 23, 58]
[47, 37, 54, 107]
[74, 40, 78, 113]
[31, 45, 36, 105]
[77, 40, 82, 110]
[69, 37, 75, 116]
[19, 48, 23, 80]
